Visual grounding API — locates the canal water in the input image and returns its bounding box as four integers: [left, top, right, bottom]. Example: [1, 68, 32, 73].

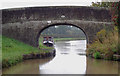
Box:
[2, 40, 118, 74]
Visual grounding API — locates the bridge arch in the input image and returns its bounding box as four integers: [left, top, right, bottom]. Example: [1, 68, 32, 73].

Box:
[36, 23, 89, 47]
[2, 6, 113, 47]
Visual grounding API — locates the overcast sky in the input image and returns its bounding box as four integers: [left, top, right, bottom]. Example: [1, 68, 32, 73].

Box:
[0, 0, 103, 9]
[0, 0, 119, 9]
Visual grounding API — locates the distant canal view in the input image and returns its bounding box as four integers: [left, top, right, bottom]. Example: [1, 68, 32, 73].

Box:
[2, 40, 118, 74]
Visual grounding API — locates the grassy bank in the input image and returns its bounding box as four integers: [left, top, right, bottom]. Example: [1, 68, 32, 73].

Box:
[2, 36, 53, 68]
[87, 26, 119, 60]
[53, 38, 86, 42]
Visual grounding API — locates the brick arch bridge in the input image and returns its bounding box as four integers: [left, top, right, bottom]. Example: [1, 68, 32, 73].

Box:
[2, 6, 113, 47]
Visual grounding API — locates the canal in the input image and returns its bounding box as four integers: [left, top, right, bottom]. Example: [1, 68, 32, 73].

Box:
[2, 40, 118, 74]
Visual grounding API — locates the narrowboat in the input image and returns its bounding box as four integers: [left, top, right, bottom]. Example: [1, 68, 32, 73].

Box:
[43, 36, 54, 47]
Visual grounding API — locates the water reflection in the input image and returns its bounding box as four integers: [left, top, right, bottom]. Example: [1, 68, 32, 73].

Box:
[39, 40, 87, 74]
[3, 58, 53, 74]
[86, 57, 118, 74]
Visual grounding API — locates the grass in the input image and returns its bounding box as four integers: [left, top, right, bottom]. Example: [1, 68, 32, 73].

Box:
[87, 26, 119, 60]
[2, 36, 52, 68]
[53, 37, 86, 42]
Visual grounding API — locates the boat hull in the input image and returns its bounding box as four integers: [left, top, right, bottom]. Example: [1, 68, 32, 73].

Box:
[43, 41, 54, 47]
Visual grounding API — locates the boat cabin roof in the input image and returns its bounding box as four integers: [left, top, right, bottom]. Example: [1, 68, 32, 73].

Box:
[43, 36, 53, 38]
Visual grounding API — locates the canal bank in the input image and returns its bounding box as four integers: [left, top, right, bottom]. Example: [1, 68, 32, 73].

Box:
[86, 52, 120, 61]
[86, 27, 120, 61]
[23, 49, 55, 60]
[54, 38, 86, 42]
[2, 36, 55, 68]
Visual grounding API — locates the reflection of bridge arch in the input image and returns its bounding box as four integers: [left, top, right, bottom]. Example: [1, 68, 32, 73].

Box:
[2, 6, 113, 47]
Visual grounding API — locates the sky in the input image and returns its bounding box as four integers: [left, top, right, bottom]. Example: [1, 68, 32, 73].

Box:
[0, 0, 119, 9]
[0, 0, 102, 9]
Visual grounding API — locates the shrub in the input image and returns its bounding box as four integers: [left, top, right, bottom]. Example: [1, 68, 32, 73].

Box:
[94, 52, 101, 59]
[104, 48, 114, 60]
[97, 29, 106, 44]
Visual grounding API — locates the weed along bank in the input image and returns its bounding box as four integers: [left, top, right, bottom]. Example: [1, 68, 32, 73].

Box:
[86, 27, 120, 61]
